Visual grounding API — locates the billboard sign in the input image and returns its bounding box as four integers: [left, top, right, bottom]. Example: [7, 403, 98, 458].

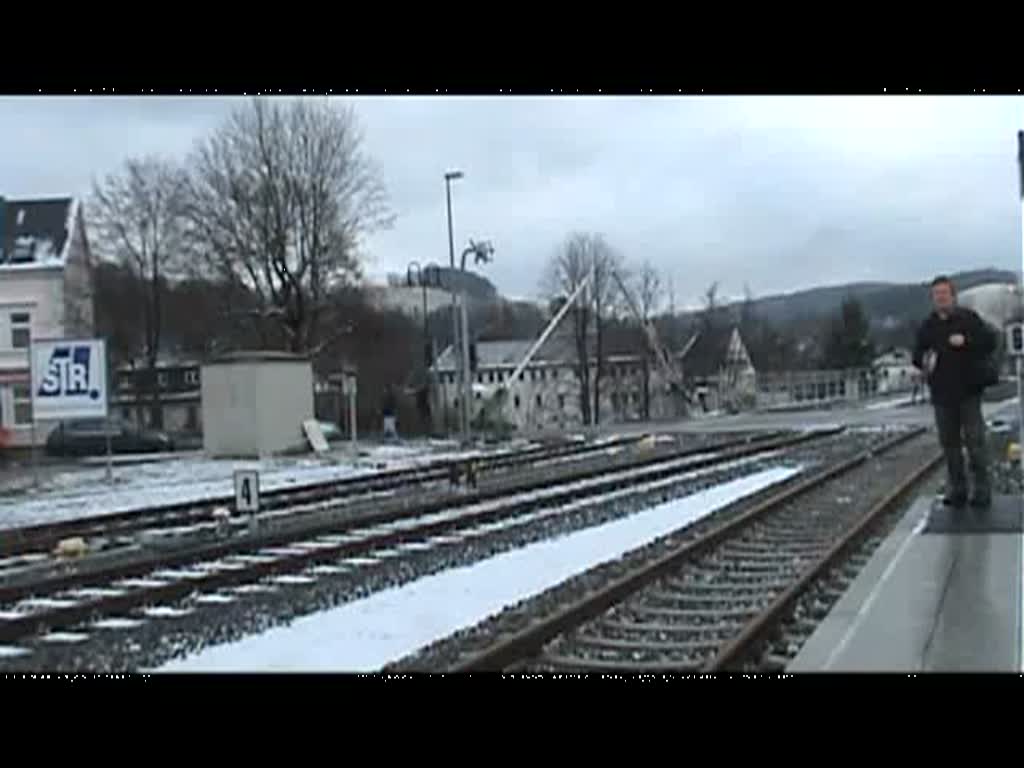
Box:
[30, 338, 108, 420]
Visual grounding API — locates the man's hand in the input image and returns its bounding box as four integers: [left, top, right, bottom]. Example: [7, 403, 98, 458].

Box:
[949, 333, 965, 348]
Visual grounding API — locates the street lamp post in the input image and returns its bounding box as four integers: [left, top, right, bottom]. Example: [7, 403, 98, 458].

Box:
[444, 170, 467, 442]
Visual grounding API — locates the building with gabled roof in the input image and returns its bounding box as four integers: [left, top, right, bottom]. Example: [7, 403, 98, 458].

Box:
[677, 324, 758, 414]
[430, 322, 687, 433]
[0, 196, 94, 451]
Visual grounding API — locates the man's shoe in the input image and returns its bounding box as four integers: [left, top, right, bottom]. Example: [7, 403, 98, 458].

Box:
[942, 492, 967, 507]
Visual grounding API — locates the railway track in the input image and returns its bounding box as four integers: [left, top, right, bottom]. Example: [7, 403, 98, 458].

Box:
[437, 426, 941, 673]
[0, 433, 666, 560]
[0, 430, 800, 579]
[0, 427, 843, 666]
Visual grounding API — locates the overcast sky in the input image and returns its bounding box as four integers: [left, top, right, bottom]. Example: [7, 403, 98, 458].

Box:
[2, 95, 1021, 308]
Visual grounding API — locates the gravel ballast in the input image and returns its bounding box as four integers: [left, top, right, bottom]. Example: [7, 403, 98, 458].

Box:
[0, 429, 875, 673]
[389, 430, 936, 672]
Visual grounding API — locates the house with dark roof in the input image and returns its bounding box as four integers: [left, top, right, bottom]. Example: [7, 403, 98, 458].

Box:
[678, 324, 758, 414]
[0, 196, 94, 451]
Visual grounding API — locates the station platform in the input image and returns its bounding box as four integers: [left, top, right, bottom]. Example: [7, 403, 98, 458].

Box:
[788, 493, 1023, 673]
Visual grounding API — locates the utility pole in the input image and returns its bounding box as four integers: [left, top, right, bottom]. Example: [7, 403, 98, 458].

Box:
[458, 240, 495, 443]
[444, 170, 466, 442]
[461, 297, 472, 438]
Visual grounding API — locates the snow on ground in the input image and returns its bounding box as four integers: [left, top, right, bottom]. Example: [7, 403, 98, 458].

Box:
[864, 395, 916, 411]
[156, 464, 801, 673]
[0, 442, 488, 531]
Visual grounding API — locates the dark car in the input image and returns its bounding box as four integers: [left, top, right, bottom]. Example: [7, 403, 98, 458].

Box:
[45, 418, 175, 457]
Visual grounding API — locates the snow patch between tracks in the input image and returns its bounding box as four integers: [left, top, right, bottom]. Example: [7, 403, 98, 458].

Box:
[156, 464, 802, 673]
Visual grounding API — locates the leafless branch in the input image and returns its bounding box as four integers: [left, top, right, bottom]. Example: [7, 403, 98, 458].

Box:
[181, 97, 392, 354]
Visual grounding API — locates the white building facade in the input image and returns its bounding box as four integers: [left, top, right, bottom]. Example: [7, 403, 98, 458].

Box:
[872, 348, 917, 395]
[0, 197, 94, 451]
[430, 340, 682, 433]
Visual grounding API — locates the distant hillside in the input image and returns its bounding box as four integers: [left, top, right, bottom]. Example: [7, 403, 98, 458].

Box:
[692, 268, 1018, 334]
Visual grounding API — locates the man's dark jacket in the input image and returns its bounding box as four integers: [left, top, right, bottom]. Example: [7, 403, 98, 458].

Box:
[912, 305, 997, 406]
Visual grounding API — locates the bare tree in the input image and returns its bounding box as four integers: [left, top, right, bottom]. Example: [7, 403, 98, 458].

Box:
[91, 156, 188, 428]
[183, 97, 393, 355]
[590, 242, 624, 425]
[700, 281, 720, 331]
[637, 262, 664, 322]
[540, 232, 623, 426]
[634, 261, 664, 420]
[542, 233, 597, 425]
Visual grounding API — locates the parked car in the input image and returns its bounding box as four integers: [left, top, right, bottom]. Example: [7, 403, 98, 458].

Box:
[45, 418, 175, 457]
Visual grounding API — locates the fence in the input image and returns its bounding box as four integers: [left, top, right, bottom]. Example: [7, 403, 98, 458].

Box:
[755, 368, 882, 409]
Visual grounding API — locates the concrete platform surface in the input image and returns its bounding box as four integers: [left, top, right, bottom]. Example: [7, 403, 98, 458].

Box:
[788, 494, 1023, 673]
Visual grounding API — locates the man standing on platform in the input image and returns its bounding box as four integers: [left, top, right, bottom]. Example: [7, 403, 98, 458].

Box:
[913, 275, 998, 509]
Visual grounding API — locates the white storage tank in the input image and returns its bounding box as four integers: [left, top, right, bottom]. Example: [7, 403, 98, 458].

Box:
[201, 351, 314, 458]
[958, 282, 1023, 330]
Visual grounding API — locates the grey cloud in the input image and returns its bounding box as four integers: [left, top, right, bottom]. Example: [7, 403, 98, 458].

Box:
[1, 95, 1021, 308]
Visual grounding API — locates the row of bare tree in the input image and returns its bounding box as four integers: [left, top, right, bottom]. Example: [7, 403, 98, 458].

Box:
[87, 97, 833, 434]
[542, 232, 671, 425]
[540, 232, 845, 425]
[89, 98, 394, 426]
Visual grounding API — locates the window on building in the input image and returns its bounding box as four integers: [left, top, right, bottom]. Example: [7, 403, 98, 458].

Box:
[558, 394, 565, 409]
[158, 373, 168, 388]
[186, 405, 198, 432]
[514, 395, 521, 409]
[185, 370, 200, 386]
[10, 240, 34, 263]
[535, 394, 542, 408]
[488, 372, 495, 384]
[453, 398, 459, 409]
[10, 312, 30, 349]
[477, 374, 484, 384]
[13, 384, 32, 425]
[518, 372, 524, 382]
[122, 407, 132, 421]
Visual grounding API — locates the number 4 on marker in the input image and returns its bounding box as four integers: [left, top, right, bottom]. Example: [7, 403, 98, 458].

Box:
[234, 470, 260, 514]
